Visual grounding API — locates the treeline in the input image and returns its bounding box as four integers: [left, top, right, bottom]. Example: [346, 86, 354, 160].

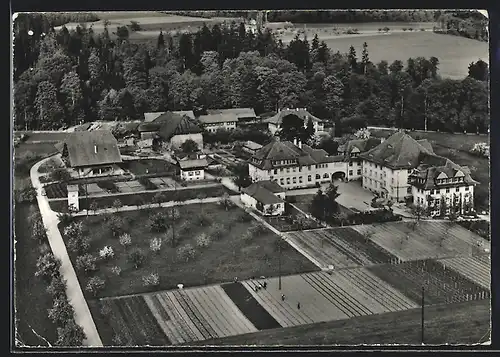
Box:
[434, 11, 488, 42]
[13, 14, 489, 135]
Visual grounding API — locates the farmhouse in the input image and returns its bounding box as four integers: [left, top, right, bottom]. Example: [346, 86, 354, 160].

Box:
[155, 112, 203, 149]
[178, 158, 208, 181]
[359, 131, 478, 212]
[207, 108, 258, 123]
[198, 113, 238, 133]
[263, 108, 326, 135]
[57, 130, 124, 178]
[248, 138, 346, 189]
[242, 140, 263, 155]
[241, 180, 286, 216]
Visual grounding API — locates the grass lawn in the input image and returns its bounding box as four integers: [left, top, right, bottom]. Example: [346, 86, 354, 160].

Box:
[370, 129, 490, 211]
[199, 299, 490, 345]
[457, 220, 490, 241]
[61, 202, 319, 299]
[49, 185, 234, 212]
[14, 203, 57, 346]
[118, 159, 176, 176]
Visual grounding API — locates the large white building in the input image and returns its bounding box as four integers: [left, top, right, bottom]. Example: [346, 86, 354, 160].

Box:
[358, 131, 478, 214]
[248, 138, 347, 189]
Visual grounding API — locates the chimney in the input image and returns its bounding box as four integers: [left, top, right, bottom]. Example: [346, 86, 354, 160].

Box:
[94, 145, 98, 154]
[293, 138, 298, 146]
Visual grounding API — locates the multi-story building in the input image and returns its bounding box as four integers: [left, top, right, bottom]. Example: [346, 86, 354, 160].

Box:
[248, 138, 346, 189]
[359, 131, 478, 214]
[263, 108, 326, 135]
[198, 113, 238, 133]
[340, 138, 382, 181]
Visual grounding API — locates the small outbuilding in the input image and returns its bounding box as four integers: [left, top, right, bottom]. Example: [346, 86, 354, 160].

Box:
[178, 158, 208, 181]
[241, 180, 286, 216]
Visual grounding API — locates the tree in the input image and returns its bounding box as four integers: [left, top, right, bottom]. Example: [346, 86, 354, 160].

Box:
[316, 137, 339, 155]
[468, 59, 488, 81]
[347, 45, 357, 71]
[334, 210, 350, 227]
[360, 42, 370, 75]
[35, 253, 61, 281]
[75, 253, 97, 274]
[50, 168, 71, 182]
[324, 182, 341, 216]
[180, 139, 199, 154]
[46, 274, 67, 298]
[306, 117, 315, 139]
[278, 114, 307, 143]
[231, 162, 252, 190]
[55, 320, 86, 346]
[116, 26, 129, 40]
[112, 199, 123, 211]
[322, 75, 344, 119]
[60, 71, 84, 126]
[128, 249, 146, 269]
[157, 30, 165, 49]
[89, 201, 99, 214]
[310, 189, 327, 221]
[35, 81, 64, 129]
[48, 296, 75, 325]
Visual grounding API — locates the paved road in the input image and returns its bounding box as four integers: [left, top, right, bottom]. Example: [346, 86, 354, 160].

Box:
[30, 156, 103, 347]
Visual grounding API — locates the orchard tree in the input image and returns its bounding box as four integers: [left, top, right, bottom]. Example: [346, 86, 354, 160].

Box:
[55, 321, 86, 346]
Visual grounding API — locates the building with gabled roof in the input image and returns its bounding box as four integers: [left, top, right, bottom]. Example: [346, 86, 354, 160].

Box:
[57, 130, 124, 178]
[206, 108, 257, 122]
[178, 158, 208, 181]
[263, 108, 326, 135]
[198, 113, 239, 133]
[241, 180, 286, 216]
[248, 138, 346, 189]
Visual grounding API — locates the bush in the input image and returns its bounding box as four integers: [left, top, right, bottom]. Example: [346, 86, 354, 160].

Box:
[46, 275, 67, 298]
[67, 235, 91, 255]
[236, 211, 252, 222]
[76, 253, 98, 273]
[177, 243, 196, 262]
[99, 246, 115, 260]
[85, 276, 105, 297]
[218, 193, 235, 211]
[50, 168, 71, 182]
[97, 180, 119, 193]
[195, 233, 212, 248]
[193, 213, 212, 227]
[112, 199, 123, 210]
[111, 266, 122, 276]
[89, 201, 99, 213]
[129, 20, 141, 31]
[58, 212, 74, 225]
[63, 221, 84, 240]
[108, 216, 128, 237]
[248, 222, 268, 237]
[119, 233, 132, 247]
[138, 177, 157, 190]
[55, 320, 86, 346]
[100, 303, 112, 316]
[142, 272, 160, 287]
[149, 237, 162, 253]
[48, 296, 75, 325]
[32, 218, 47, 242]
[149, 212, 168, 232]
[168, 207, 181, 221]
[128, 249, 146, 269]
[15, 187, 37, 203]
[208, 223, 228, 241]
[35, 253, 61, 281]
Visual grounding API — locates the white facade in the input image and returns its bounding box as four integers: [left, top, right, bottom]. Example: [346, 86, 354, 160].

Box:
[180, 168, 205, 181]
[411, 184, 474, 216]
[170, 133, 204, 149]
[240, 192, 285, 216]
[67, 185, 79, 212]
[204, 121, 237, 133]
[249, 161, 349, 190]
[73, 164, 124, 179]
[267, 121, 324, 136]
[361, 160, 411, 202]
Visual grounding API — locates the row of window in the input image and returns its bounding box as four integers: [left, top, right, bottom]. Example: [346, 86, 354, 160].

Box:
[436, 177, 464, 184]
[187, 170, 201, 176]
[417, 186, 470, 195]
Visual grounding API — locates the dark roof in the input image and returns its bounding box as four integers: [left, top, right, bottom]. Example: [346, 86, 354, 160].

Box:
[156, 112, 202, 140]
[416, 139, 434, 153]
[137, 122, 161, 132]
[207, 108, 257, 119]
[178, 158, 208, 170]
[359, 131, 434, 169]
[263, 108, 323, 125]
[255, 180, 285, 193]
[242, 182, 285, 205]
[60, 130, 122, 168]
[409, 154, 479, 189]
[250, 139, 336, 170]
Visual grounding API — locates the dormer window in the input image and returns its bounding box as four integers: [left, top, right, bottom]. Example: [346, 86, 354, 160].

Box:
[94, 145, 98, 154]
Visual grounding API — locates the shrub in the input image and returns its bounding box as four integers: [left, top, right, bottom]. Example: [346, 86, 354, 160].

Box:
[48, 296, 75, 325]
[35, 253, 61, 281]
[46, 275, 67, 298]
[129, 20, 141, 31]
[97, 180, 119, 193]
[108, 216, 128, 237]
[177, 243, 196, 262]
[402, 27, 407, 31]
[248, 222, 268, 237]
[128, 249, 146, 269]
[50, 168, 71, 182]
[218, 193, 234, 211]
[32, 218, 47, 242]
[99, 246, 115, 260]
[237, 211, 252, 222]
[67, 235, 91, 255]
[100, 303, 112, 316]
[138, 177, 157, 190]
[149, 212, 168, 232]
[89, 201, 99, 213]
[149, 237, 162, 253]
[55, 320, 86, 346]
[168, 207, 181, 221]
[208, 223, 229, 241]
[15, 187, 37, 203]
[112, 199, 123, 210]
[58, 212, 74, 225]
[163, 228, 177, 247]
[142, 272, 160, 287]
[63, 221, 84, 240]
[85, 276, 105, 297]
[119, 233, 132, 247]
[193, 213, 212, 227]
[195, 233, 212, 248]
[76, 253, 98, 273]
[111, 266, 122, 276]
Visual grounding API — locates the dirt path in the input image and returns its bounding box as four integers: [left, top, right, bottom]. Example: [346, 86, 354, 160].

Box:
[30, 156, 103, 347]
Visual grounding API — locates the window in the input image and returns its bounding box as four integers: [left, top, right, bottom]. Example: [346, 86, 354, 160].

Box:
[407, 187, 412, 194]
[188, 171, 194, 176]
[391, 177, 394, 184]
[308, 175, 312, 182]
[280, 168, 284, 173]
[195, 170, 200, 175]
[430, 189, 434, 194]
[293, 167, 296, 172]
[286, 168, 290, 173]
[268, 170, 271, 175]
[280, 178, 284, 185]
[274, 169, 278, 174]
[446, 188, 450, 193]
[349, 170, 353, 176]
[286, 177, 290, 184]
[316, 174, 321, 179]
[292, 177, 297, 183]
[308, 165, 312, 171]
[357, 169, 362, 175]
[370, 170, 372, 176]
[323, 173, 329, 178]
[364, 168, 367, 174]
[270, 176, 274, 180]
[349, 162, 353, 167]
[299, 176, 303, 183]
[456, 187, 459, 192]
[369, 179, 373, 184]
[465, 186, 469, 191]
[299, 166, 302, 172]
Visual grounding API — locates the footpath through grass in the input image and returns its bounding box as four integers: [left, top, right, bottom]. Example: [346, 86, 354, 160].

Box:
[199, 299, 490, 345]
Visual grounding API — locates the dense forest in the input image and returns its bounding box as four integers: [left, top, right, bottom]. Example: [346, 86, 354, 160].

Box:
[13, 13, 489, 134]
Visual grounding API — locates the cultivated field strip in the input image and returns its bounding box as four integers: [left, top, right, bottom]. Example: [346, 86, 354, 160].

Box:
[286, 230, 359, 269]
[437, 256, 491, 290]
[337, 268, 419, 311]
[134, 286, 258, 345]
[352, 222, 486, 261]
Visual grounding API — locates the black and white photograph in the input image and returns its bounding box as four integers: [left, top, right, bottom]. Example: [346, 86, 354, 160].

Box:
[12, 9, 491, 348]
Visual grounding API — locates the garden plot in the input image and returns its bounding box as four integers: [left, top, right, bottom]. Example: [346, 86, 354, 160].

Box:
[100, 285, 257, 345]
[437, 255, 491, 290]
[85, 183, 105, 195]
[114, 181, 144, 193]
[368, 259, 490, 306]
[353, 221, 487, 261]
[150, 177, 176, 189]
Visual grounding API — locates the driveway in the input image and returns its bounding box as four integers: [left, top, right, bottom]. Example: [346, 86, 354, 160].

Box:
[30, 156, 103, 346]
